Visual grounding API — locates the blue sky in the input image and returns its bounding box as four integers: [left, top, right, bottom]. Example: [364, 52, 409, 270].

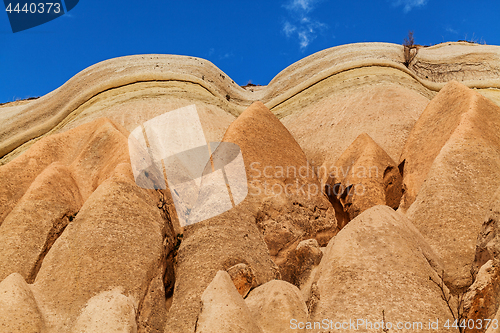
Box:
[1, 0, 499, 103]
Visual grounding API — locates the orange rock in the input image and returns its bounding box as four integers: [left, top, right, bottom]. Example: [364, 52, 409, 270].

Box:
[308, 206, 452, 331]
[464, 260, 500, 333]
[223, 101, 337, 284]
[404, 81, 500, 291]
[227, 263, 256, 298]
[325, 133, 402, 226]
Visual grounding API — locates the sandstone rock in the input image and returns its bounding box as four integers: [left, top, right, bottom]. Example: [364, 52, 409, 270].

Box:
[223, 101, 337, 284]
[196, 270, 262, 333]
[245, 280, 308, 333]
[400, 80, 493, 211]
[0, 162, 82, 283]
[0, 54, 246, 164]
[325, 133, 402, 224]
[137, 273, 169, 333]
[163, 202, 278, 333]
[0, 273, 46, 333]
[71, 288, 137, 333]
[474, 187, 500, 275]
[464, 260, 500, 333]
[404, 81, 500, 291]
[31, 165, 171, 333]
[0, 118, 133, 225]
[294, 239, 323, 288]
[308, 205, 452, 332]
[227, 263, 256, 298]
[485, 308, 500, 333]
[2, 43, 500, 333]
[5, 43, 500, 166]
[281, 83, 430, 180]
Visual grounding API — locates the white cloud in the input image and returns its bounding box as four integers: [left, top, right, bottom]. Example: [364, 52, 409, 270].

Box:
[283, 21, 297, 37]
[446, 26, 458, 34]
[282, 0, 327, 50]
[285, 0, 318, 13]
[393, 0, 428, 12]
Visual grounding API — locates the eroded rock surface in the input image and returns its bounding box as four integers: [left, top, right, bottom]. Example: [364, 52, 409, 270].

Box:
[325, 133, 402, 225]
[464, 260, 500, 333]
[308, 206, 452, 332]
[404, 81, 500, 291]
[245, 280, 308, 333]
[0, 273, 46, 333]
[474, 187, 500, 275]
[223, 101, 337, 285]
[196, 271, 262, 333]
[2, 43, 500, 332]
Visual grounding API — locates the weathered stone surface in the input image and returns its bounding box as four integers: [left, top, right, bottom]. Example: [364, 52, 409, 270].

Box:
[294, 239, 323, 288]
[227, 263, 256, 298]
[164, 201, 278, 333]
[71, 288, 137, 333]
[0, 162, 82, 283]
[281, 83, 430, 181]
[2, 43, 500, 332]
[464, 260, 500, 333]
[308, 205, 452, 332]
[223, 101, 337, 284]
[137, 273, 169, 333]
[325, 133, 402, 224]
[400, 81, 495, 211]
[485, 309, 500, 333]
[474, 187, 500, 275]
[196, 271, 262, 333]
[245, 280, 308, 333]
[0, 118, 131, 225]
[4, 43, 500, 166]
[404, 81, 500, 291]
[31, 165, 171, 333]
[0, 273, 46, 333]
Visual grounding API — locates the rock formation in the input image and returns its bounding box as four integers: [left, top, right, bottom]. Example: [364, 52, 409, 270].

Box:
[325, 132, 402, 225]
[403, 81, 500, 291]
[1, 42, 500, 332]
[307, 205, 453, 332]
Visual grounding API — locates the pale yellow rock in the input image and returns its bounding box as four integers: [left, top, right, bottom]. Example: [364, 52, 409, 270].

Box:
[71, 288, 137, 333]
[294, 239, 323, 288]
[163, 201, 278, 333]
[245, 280, 308, 333]
[308, 206, 451, 333]
[0, 273, 46, 333]
[223, 102, 337, 284]
[196, 271, 262, 333]
[4, 43, 500, 165]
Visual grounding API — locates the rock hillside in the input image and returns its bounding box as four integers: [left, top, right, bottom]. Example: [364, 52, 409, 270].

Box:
[1, 42, 500, 332]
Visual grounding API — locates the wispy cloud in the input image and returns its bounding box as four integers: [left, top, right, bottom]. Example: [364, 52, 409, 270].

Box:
[445, 26, 458, 34]
[285, 0, 317, 13]
[282, 0, 327, 50]
[393, 0, 428, 13]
